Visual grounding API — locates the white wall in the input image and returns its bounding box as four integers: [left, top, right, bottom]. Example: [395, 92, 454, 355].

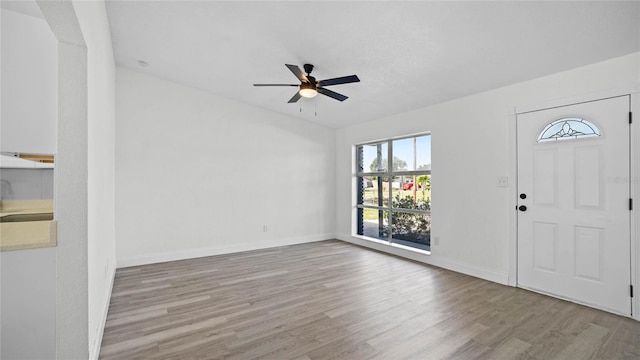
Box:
[115, 68, 336, 266]
[336, 52, 640, 284]
[72, 1, 117, 358]
[0, 7, 58, 360]
[0, 248, 56, 360]
[37, 0, 90, 358]
[0, 8, 57, 154]
[10, 2, 118, 358]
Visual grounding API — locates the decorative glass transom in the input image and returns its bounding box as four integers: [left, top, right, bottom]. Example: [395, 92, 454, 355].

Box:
[537, 118, 601, 142]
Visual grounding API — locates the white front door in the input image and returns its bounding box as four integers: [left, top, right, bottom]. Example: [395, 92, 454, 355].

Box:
[517, 95, 631, 316]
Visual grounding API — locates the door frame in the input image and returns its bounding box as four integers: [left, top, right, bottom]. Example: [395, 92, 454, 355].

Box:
[507, 84, 640, 320]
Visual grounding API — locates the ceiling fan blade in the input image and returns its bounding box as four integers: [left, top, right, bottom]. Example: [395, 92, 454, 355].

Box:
[318, 87, 348, 102]
[285, 64, 309, 83]
[318, 75, 360, 87]
[253, 84, 298, 86]
[287, 91, 302, 103]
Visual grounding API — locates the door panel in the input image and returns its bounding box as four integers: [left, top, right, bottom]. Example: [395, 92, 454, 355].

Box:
[532, 221, 558, 273]
[574, 146, 604, 209]
[533, 149, 558, 206]
[517, 95, 631, 315]
[573, 225, 603, 282]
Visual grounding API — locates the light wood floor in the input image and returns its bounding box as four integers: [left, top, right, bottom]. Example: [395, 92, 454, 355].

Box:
[99, 240, 640, 359]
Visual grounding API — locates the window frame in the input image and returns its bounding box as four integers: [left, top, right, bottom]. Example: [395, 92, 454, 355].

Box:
[355, 133, 431, 251]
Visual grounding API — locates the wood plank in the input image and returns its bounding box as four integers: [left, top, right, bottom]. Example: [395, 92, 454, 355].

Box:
[99, 240, 640, 359]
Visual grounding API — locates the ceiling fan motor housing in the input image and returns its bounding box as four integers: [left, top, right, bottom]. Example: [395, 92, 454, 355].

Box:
[305, 76, 317, 88]
[300, 82, 316, 91]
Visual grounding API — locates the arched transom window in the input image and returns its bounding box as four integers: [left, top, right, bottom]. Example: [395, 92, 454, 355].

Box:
[537, 118, 601, 142]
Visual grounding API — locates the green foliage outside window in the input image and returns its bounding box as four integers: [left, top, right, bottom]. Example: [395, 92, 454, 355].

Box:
[379, 195, 431, 244]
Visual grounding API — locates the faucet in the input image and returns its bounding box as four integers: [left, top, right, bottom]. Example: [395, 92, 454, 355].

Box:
[1, 179, 15, 198]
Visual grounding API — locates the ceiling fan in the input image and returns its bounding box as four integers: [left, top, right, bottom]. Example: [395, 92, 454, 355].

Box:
[253, 64, 360, 103]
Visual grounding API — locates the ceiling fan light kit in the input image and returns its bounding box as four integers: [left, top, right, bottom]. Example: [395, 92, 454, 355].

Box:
[299, 82, 317, 98]
[254, 63, 360, 103]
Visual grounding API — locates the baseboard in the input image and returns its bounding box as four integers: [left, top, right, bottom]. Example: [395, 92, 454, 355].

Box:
[116, 234, 336, 268]
[89, 265, 116, 360]
[430, 254, 510, 285]
[337, 233, 509, 285]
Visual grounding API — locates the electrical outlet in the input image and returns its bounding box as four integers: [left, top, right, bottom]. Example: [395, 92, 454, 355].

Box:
[263, 225, 268, 232]
[496, 176, 509, 187]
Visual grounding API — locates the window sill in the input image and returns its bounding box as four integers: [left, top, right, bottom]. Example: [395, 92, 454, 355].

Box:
[352, 234, 431, 256]
[391, 241, 431, 255]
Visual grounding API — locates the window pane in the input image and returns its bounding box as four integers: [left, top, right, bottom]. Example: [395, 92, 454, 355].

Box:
[361, 143, 388, 173]
[417, 174, 431, 205]
[359, 175, 390, 207]
[359, 209, 389, 241]
[389, 175, 402, 206]
[392, 138, 412, 171]
[382, 178, 391, 207]
[394, 175, 415, 202]
[392, 135, 431, 171]
[391, 211, 431, 251]
[392, 175, 431, 211]
[416, 135, 431, 171]
[360, 176, 388, 206]
[538, 118, 601, 142]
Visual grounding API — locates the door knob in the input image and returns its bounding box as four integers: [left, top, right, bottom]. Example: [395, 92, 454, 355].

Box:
[518, 205, 527, 211]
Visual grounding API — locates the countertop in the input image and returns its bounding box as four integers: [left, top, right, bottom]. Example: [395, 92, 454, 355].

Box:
[1, 200, 56, 251]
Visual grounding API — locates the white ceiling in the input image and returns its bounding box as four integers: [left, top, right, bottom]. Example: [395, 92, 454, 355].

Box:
[106, 1, 640, 128]
[1, 0, 43, 19]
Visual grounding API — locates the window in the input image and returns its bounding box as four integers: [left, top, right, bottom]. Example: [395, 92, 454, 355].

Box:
[537, 118, 601, 142]
[355, 134, 431, 252]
